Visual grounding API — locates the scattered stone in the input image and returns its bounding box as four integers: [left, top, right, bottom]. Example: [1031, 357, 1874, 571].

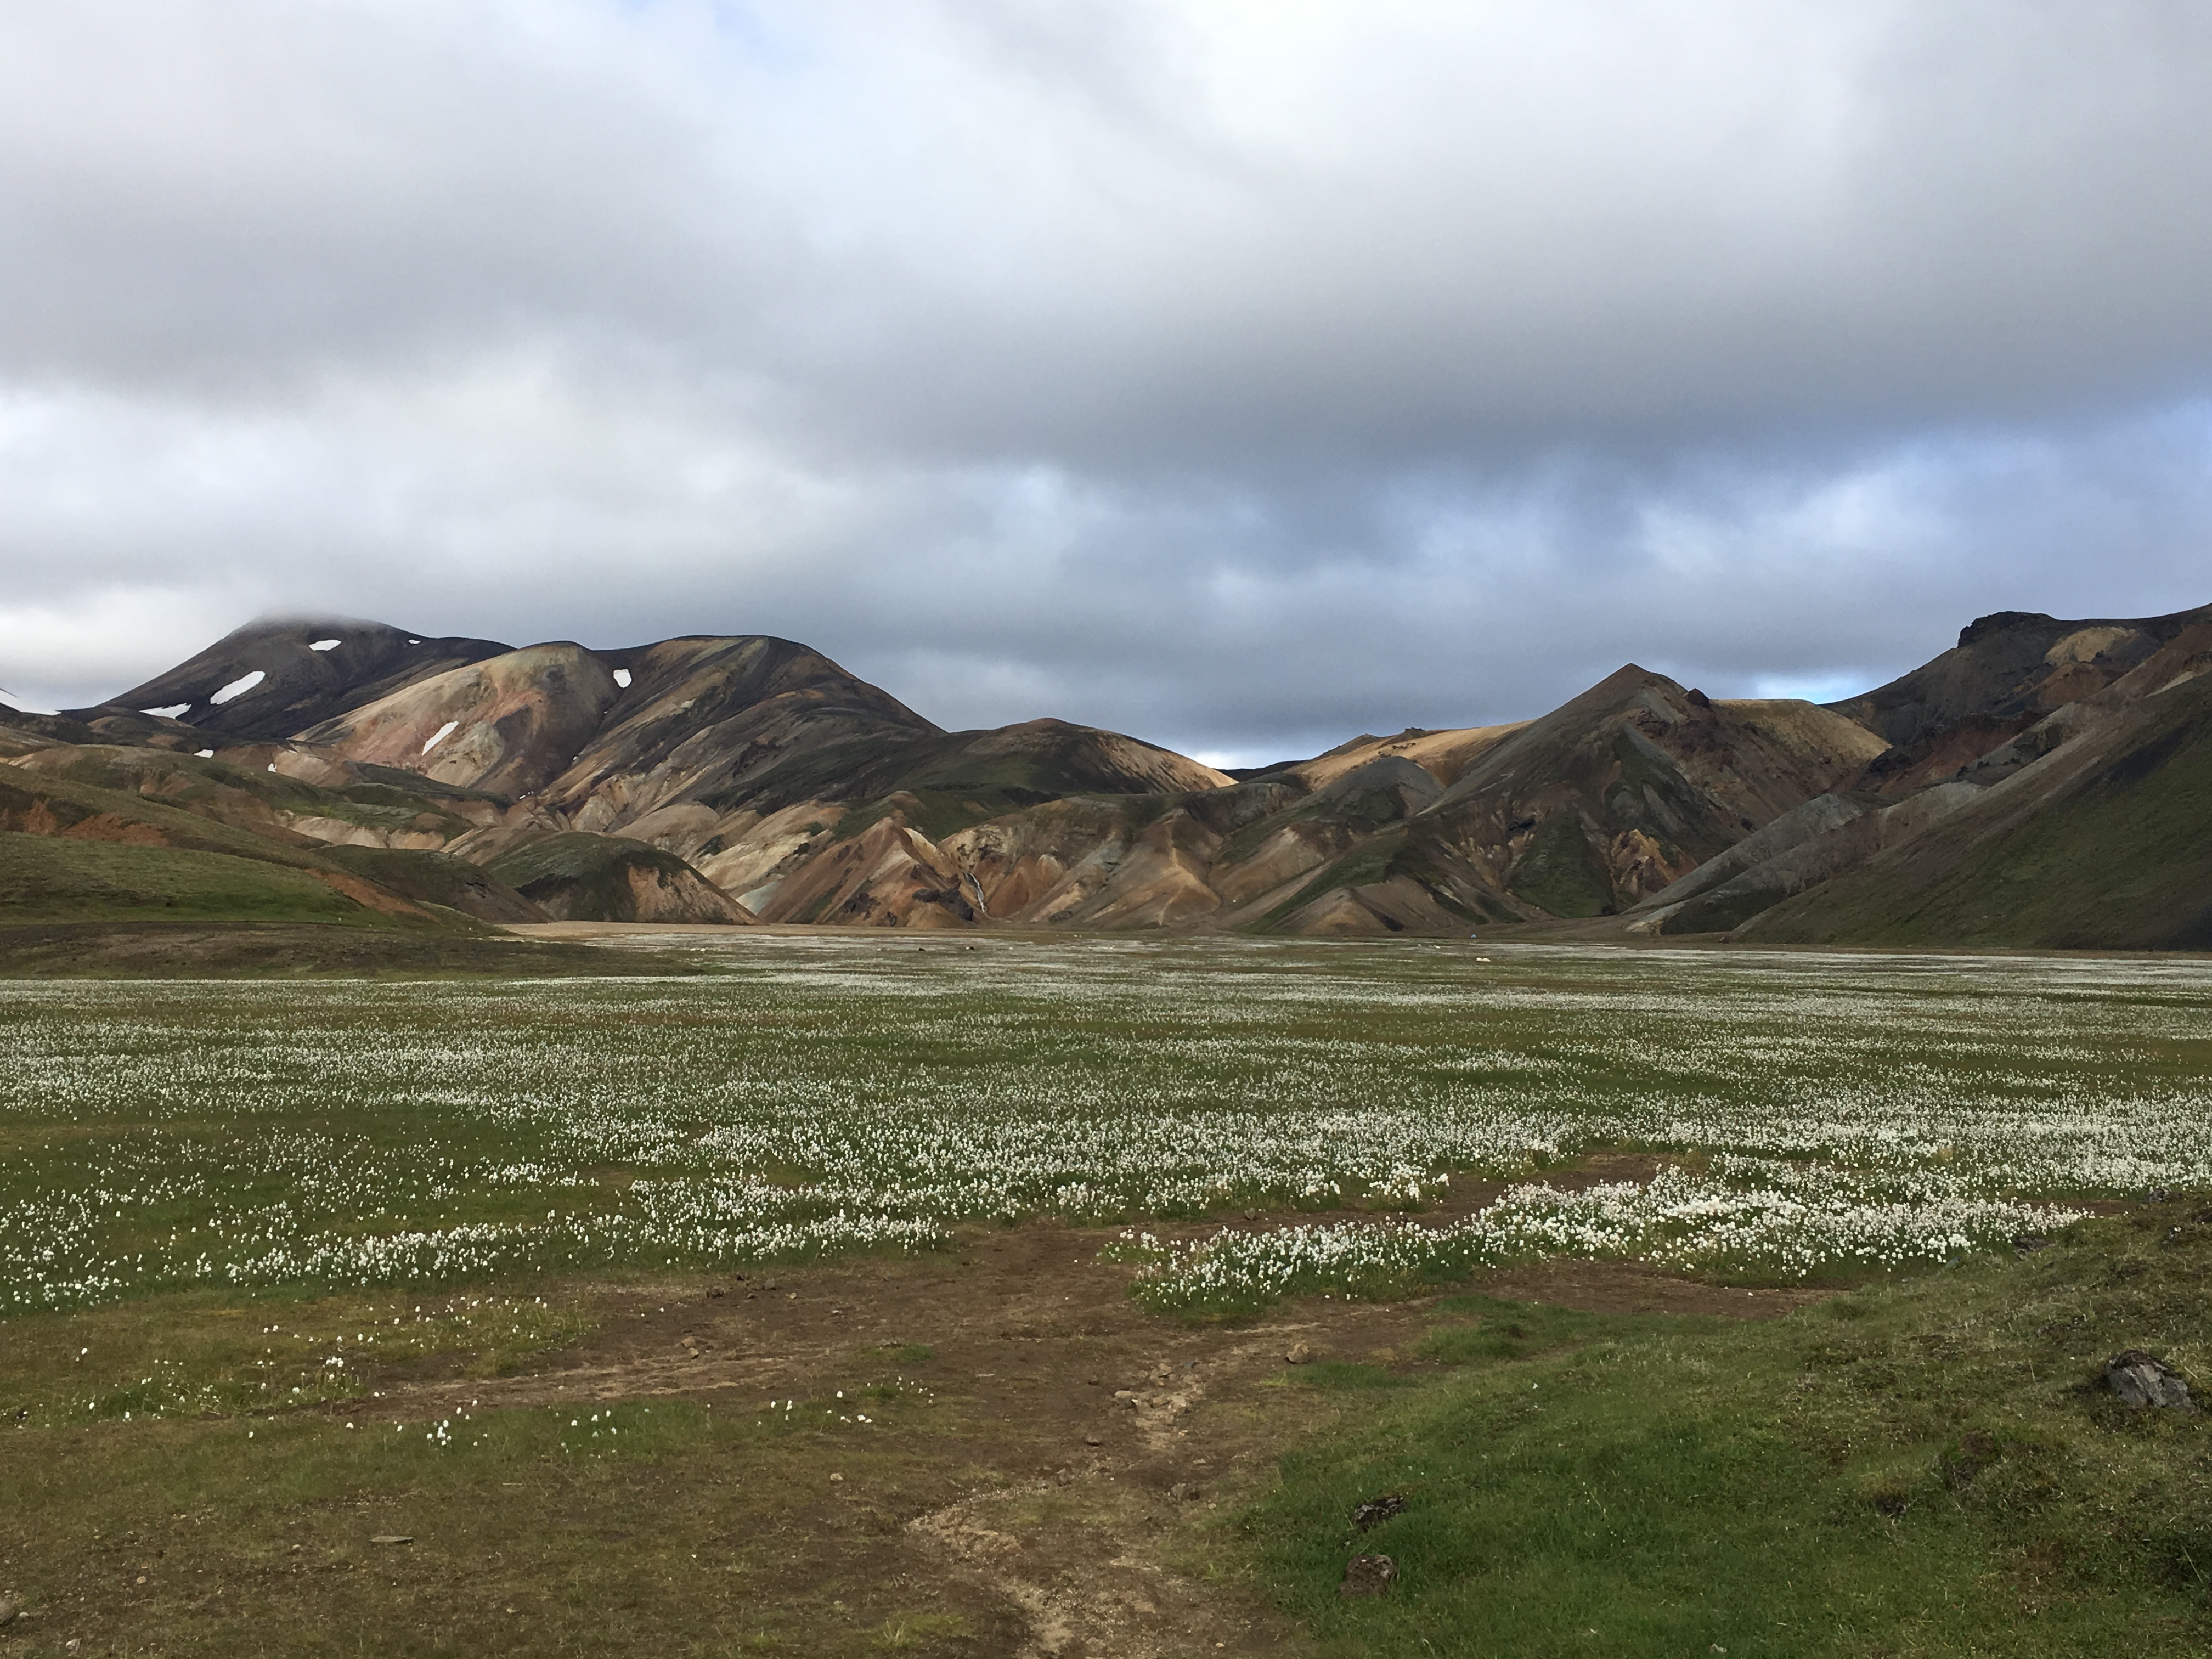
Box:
[369, 1535, 414, 1547]
[829, 1472, 845, 1483]
[2106, 1350, 2193, 1409]
[1339, 1553, 1398, 1598]
[1350, 1493, 1409, 1531]
[1084, 1434, 1101, 1446]
[1285, 1342, 1312, 1365]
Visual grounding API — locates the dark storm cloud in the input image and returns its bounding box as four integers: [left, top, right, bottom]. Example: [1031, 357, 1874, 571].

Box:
[4, 1, 2212, 760]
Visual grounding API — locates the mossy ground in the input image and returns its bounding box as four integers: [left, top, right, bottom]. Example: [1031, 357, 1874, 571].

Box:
[1, 938, 2207, 1652]
[4, 1205, 2202, 1657]
[0, 833, 422, 930]
[1254, 1206, 2212, 1657]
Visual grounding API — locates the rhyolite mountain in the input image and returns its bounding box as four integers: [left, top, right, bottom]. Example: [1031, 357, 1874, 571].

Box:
[5, 600, 2209, 947]
[1622, 601, 2212, 946]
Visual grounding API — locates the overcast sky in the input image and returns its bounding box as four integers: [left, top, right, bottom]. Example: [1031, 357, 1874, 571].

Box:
[5, 1, 2212, 763]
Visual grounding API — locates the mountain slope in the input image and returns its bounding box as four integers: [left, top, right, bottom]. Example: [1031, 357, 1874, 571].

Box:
[1622, 608, 2212, 941]
[296, 642, 623, 797]
[1419, 668, 1887, 917]
[8, 743, 507, 853]
[0, 767, 484, 932]
[1745, 664, 2212, 949]
[1827, 602, 2212, 794]
[30, 619, 1239, 930]
[40, 597, 2209, 946]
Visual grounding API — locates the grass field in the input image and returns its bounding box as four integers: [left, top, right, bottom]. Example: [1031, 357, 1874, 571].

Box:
[0, 834, 424, 931]
[4, 938, 2201, 1314]
[1, 936, 2207, 1655]
[1261, 1210, 2212, 1656]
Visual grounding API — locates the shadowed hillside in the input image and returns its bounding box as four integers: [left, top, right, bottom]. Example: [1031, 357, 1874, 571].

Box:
[1747, 665, 2212, 949]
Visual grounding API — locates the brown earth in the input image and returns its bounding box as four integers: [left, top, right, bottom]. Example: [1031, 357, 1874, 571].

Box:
[303, 868, 440, 921]
[0, 1131, 1832, 1659]
[334, 1213, 1824, 1659]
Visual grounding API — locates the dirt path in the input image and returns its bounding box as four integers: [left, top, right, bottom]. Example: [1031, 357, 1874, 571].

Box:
[366, 1220, 1827, 1658]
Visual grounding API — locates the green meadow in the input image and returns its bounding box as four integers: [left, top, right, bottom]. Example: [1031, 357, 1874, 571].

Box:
[0, 936, 2204, 1654]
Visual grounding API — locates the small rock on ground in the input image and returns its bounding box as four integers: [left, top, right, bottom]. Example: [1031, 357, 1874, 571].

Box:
[2106, 1350, 2192, 1409]
[1350, 1494, 1408, 1531]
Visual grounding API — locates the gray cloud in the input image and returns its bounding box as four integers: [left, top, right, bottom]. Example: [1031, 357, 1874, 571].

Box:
[4, 1, 2212, 761]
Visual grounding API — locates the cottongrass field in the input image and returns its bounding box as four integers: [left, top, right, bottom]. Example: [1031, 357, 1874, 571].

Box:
[4, 936, 2209, 1318]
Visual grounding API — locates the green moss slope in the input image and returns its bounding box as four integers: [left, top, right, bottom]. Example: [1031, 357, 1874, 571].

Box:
[0, 833, 431, 930]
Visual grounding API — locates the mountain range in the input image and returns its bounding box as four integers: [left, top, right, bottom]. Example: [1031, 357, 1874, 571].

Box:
[4, 598, 2209, 951]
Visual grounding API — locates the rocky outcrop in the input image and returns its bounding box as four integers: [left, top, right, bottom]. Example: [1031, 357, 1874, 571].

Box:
[1829, 603, 2212, 794]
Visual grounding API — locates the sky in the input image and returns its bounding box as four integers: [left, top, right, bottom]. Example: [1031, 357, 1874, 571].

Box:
[5, 2, 2212, 766]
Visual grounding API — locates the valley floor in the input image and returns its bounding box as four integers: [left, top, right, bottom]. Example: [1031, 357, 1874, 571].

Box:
[3, 1209, 2206, 1657]
[1, 935, 2207, 1654]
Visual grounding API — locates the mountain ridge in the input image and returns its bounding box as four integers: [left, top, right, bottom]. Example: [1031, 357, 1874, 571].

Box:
[8, 597, 2208, 949]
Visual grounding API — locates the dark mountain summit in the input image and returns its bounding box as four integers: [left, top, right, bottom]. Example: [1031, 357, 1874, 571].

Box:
[78, 618, 510, 743]
[1825, 602, 2212, 795]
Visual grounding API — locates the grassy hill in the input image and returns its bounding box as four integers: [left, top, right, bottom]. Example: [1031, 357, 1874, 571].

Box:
[0, 833, 452, 930]
[0, 767, 483, 935]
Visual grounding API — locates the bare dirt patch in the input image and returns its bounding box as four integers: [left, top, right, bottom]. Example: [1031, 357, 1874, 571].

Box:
[345, 1218, 1827, 1658]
